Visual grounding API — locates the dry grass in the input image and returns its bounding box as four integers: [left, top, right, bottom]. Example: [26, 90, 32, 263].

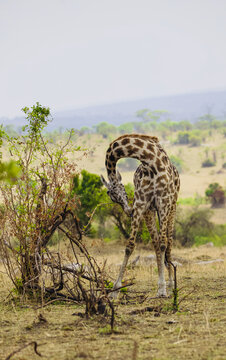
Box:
[0, 244, 225, 360]
[1, 131, 225, 359]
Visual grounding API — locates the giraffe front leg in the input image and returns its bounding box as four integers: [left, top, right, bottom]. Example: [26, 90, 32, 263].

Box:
[110, 244, 134, 299]
[111, 209, 142, 299]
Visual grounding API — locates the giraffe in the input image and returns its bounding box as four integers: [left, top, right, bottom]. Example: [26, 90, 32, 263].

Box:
[101, 134, 180, 297]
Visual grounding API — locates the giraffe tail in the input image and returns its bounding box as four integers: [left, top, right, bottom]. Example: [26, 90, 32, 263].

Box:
[164, 252, 169, 268]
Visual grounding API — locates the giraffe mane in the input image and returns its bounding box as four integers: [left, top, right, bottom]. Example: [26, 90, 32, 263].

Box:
[109, 134, 159, 147]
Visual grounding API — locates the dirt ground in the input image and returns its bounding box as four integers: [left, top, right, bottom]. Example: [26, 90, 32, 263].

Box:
[0, 244, 225, 360]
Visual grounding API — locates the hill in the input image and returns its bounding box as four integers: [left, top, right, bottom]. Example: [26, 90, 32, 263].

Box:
[1, 89, 226, 130]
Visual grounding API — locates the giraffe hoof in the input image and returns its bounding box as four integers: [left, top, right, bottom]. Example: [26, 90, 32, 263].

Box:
[157, 288, 167, 297]
[109, 281, 122, 300]
[167, 280, 174, 294]
[157, 281, 167, 297]
[109, 290, 119, 300]
[157, 292, 167, 298]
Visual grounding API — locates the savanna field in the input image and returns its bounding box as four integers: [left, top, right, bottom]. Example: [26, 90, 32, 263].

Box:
[0, 118, 226, 360]
[0, 244, 225, 360]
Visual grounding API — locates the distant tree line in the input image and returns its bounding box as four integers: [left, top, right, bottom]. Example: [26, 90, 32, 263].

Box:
[3, 109, 226, 145]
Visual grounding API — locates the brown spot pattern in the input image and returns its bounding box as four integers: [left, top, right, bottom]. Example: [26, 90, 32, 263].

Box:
[121, 138, 130, 146]
[134, 139, 144, 148]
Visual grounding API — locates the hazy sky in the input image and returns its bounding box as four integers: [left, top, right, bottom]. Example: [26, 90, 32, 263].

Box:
[1, 0, 226, 118]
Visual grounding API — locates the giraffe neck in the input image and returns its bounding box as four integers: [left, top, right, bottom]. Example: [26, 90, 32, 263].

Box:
[105, 134, 164, 182]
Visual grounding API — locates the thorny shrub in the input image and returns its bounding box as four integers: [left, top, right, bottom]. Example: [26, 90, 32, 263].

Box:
[0, 104, 112, 314]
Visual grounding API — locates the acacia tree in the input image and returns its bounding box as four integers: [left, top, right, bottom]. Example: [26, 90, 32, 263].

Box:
[0, 103, 80, 293]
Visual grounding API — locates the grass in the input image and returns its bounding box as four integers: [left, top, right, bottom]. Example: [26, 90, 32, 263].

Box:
[178, 196, 206, 206]
[0, 244, 225, 360]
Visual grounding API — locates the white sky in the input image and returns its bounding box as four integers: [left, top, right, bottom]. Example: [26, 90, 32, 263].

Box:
[1, 0, 226, 118]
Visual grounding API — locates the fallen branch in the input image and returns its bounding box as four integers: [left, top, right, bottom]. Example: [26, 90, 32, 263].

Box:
[178, 286, 198, 305]
[5, 341, 44, 360]
[44, 261, 95, 282]
[35, 297, 80, 309]
[129, 306, 161, 315]
[107, 282, 135, 294]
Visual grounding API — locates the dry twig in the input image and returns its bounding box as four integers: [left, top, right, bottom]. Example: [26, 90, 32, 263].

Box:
[5, 341, 44, 360]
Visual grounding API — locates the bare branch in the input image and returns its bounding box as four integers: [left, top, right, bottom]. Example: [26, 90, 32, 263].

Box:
[5, 341, 44, 360]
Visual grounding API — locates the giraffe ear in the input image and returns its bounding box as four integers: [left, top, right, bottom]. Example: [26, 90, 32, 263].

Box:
[116, 170, 122, 182]
[100, 175, 109, 189]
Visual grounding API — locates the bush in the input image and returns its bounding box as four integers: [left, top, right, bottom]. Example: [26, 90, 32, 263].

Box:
[0, 103, 80, 293]
[202, 159, 216, 167]
[205, 183, 225, 208]
[178, 195, 205, 206]
[117, 158, 139, 172]
[175, 130, 203, 146]
[170, 155, 183, 173]
[72, 170, 105, 232]
[175, 207, 214, 246]
[175, 131, 190, 145]
[194, 234, 226, 247]
[189, 134, 202, 147]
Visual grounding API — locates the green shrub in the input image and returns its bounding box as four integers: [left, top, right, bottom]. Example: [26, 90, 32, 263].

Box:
[175, 130, 203, 147]
[178, 196, 205, 206]
[72, 170, 106, 233]
[175, 131, 190, 144]
[194, 234, 226, 247]
[189, 134, 202, 147]
[118, 158, 139, 171]
[202, 159, 216, 167]
[205, 183, 225, 208]
[175, 207, 214, 247]
[170, 155, 183, 173]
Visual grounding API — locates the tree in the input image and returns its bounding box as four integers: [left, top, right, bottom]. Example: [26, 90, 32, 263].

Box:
[136, 109, 168, 123]
[95, 122, 116, 138]
[118, 122, 134, 134]
[0, 103, 80, 293]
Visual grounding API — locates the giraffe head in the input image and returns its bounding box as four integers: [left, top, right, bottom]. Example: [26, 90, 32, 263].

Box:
[101, 171, 132, 216]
